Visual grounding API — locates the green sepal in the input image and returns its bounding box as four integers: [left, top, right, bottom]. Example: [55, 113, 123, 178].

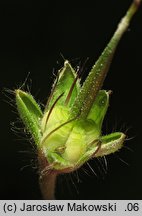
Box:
[96, 132, 126, 157]
[87, 90, 109, 131]
[70, 1, 141, 119]
[76, 132, 125, 168]
[47, 152, 71, 170]
[46, 60, 80, 110]
[15, 89, 43, 145]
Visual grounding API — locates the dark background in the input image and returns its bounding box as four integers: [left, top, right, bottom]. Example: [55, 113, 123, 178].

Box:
[0, 0, 142, 199]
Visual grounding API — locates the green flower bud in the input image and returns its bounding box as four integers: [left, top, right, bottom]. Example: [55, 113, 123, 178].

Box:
[15, 59, 126, 172]
[14, 0, 141, 199]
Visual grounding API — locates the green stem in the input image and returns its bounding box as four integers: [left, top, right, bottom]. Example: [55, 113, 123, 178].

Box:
[71, 0, 141, 119]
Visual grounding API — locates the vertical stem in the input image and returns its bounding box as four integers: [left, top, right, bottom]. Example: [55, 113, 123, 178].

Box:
[38, 150, 57, 199]
[39, 171, 57, 200]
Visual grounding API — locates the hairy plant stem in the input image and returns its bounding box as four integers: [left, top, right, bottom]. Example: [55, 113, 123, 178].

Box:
[40, 173, 57, 200]
[38, 151, 57, 199]
[39, 172, 57, 200]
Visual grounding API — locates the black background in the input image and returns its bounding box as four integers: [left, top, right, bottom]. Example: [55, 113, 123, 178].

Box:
[0, 0, 142, 200]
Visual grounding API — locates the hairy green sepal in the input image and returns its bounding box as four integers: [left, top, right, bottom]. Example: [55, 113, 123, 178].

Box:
[16, 90, 42, 145]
